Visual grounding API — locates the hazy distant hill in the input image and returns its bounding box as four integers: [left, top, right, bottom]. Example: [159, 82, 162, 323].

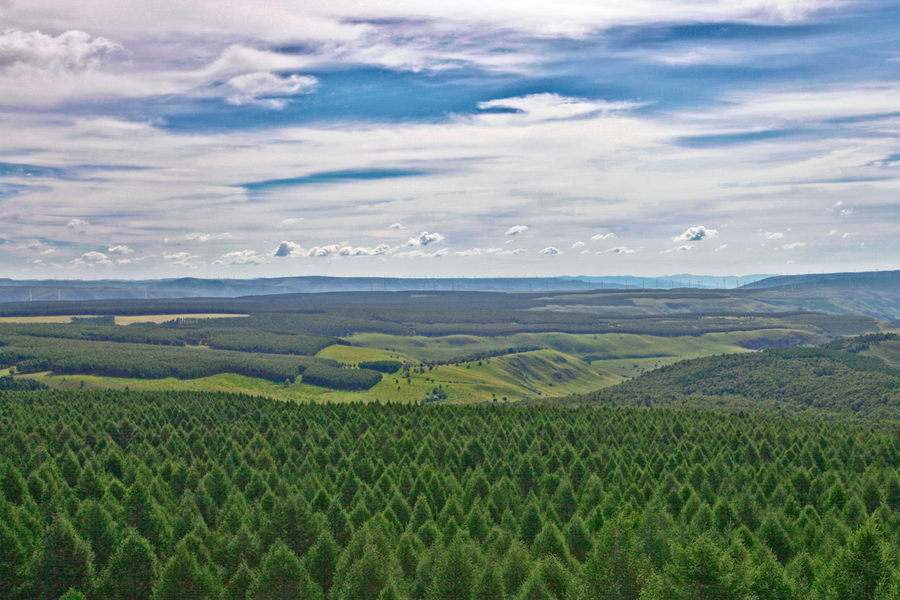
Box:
[0, 274, 771, 303]
[2, 270, 900, 322]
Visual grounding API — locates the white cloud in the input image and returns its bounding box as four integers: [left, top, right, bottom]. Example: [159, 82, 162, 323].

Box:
[214, 250, 267, 265]
[75, 251, 113, 266]
[273, 241, 392, 258]
[539, 246, 562, 255]
[485, 247, 528, 256]
[163, 252, 204, 268]
[591, 233, 615, 241]
[226, 71, 318, 108]
[674, 225, 717, 242]
[277, 218, 304, 228]
[763, 231, 783, 239]
[782, 242, 806, 249]
[338, 243, 391, 256]
[607, 246, 637, 254]
[505, 225, 529, 236]
[0, 29, 120, 74]
[571, 241, 584, 249]
[107, 245, 133, 254]
[273, 241, 303, 257]
[389, 222, 404, 230]
[677, 244, 695, 252]
[405, 231, 444, 246]
[66, 218, 89, 228]
[454, 248, 482, 256]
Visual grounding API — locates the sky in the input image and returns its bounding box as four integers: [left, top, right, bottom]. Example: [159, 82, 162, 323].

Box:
[1, 0, 899, 279]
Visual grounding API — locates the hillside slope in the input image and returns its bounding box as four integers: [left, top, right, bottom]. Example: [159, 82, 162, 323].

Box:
[567, 346, 900, 422]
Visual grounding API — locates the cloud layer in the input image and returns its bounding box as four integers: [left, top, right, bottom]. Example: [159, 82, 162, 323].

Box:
[0, 0, 896, 278]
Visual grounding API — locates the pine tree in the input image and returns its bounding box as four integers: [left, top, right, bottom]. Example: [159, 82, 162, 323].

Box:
[100, 533, 156, 600]
[473, 563, 506, 600]
[532, 521, 570, 564]
[564, 515, 592, 563]
[426, 536, 476, 600]
[36, 514, 95, 600]
[643, 534, 746, 600]
[247, 539, 324, 600]
[581, 515, 649, 600]
[153, 543, 219, 600]
[1, 462, 28, 505]
[224, 561, 255, 600]
[501, 540, 532, 598]
[333, 524, 402, 600]
[824, 518, 890, 600]
[75, 500, 117, 569]
[0, 519, 24, 597]
[306, 529, 340, 597]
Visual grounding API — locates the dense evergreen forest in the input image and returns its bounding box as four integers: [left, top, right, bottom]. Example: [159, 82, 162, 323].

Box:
[3, 390, 900, 599]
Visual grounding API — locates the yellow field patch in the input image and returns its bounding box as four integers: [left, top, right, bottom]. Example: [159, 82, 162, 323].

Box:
[316, 344, 412, 364]
[0, 316, 87, 324]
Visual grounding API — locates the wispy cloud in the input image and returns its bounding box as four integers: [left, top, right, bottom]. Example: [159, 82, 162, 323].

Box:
[214, 250, 268, 265]
[186, 232, 232, 242]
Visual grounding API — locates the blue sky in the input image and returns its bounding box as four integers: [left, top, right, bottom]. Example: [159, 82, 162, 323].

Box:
[1, 0, 899, 278]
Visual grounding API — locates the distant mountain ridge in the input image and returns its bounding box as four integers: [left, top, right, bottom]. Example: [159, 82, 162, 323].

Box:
[1, 270, 900, 323]
[0, 274, 774, 303]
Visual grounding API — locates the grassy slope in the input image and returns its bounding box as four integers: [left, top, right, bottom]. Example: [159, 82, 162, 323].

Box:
[345, 329, 819, 377]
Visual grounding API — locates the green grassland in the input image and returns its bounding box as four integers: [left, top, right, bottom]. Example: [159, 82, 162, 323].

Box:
[315, 343, 410, 364]
[19, 348, 621, 404]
